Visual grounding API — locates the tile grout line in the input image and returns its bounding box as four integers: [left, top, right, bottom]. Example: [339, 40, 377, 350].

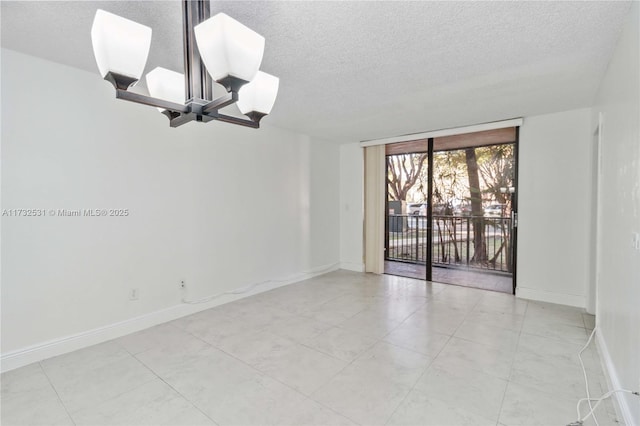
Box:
[132, 326, 266, 424]
[170, 315, 363, 424]
[382, 289, 483, 425]
[38, 344, 157, 423]
[117, 341, 219, 426]
[152, 374, 220, 425]
[37, 361, 77, 426]
[505, 310, 617, 424]
[303, 284, 440, 424]
[284, 284, 434, 364]
[495, 298, 529, 425]
[381, 349, 437, 426]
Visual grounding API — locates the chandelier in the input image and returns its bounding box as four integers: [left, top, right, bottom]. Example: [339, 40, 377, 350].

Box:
[90, 0, 279, 128]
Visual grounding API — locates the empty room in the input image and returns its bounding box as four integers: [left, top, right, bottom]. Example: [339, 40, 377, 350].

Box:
[1, 1, 639, 425]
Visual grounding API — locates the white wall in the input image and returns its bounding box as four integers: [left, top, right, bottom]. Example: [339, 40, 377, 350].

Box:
[339, 143, 364, 271]
[1, 49, 340, 369]
[592, 2, 640, 423]
[517, 108, 593, 307]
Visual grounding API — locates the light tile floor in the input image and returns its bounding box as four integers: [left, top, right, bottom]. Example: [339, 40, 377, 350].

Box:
[1, 270, 619, 426]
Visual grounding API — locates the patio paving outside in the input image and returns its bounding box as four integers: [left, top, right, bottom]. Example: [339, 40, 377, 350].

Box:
[384, 260, 513, 294]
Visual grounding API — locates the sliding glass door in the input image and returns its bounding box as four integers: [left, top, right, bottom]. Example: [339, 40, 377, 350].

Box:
[384, 128, 519, 294]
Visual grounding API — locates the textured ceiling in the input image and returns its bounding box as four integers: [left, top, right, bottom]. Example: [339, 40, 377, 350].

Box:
[1, 1, 631, 142]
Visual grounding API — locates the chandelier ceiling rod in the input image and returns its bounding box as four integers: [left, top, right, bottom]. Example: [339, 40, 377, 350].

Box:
[183, 0, 212, 104]
[91, 0, 279, 129]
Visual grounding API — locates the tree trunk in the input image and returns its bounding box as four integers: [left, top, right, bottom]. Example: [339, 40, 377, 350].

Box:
[465, 148, 487, 263]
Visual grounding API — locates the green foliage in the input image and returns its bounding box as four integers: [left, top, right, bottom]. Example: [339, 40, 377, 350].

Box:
[387, 144, 515, 207]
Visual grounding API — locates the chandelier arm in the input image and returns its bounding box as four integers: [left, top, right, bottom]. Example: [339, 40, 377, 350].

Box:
[165, 111, 258, 129]
[115, 90, 189, 113]
[161, 110, 182, 120]
[169, 112, 216, 128]
[215, 113, 260, 128]
[202, 92, 238, 114]
[169, 113, 193, 128]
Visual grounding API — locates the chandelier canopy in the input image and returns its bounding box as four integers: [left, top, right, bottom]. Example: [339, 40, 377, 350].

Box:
[90, 1, 279, 128]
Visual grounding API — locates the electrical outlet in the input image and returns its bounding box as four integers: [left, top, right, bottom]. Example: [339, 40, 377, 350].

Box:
[180, 280, 186, 290]
[129, 288, 139, 300]
[632, 232, 640, 251]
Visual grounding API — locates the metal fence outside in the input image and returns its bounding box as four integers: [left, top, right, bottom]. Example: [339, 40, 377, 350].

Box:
[386, 214, 513, 273]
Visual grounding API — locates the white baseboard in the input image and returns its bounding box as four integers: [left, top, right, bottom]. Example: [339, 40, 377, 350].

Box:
[339, 261, 364, 272]
[1, 263, 339, 373]
[516, 286, 586, 308]
[596, 331, 637, 426]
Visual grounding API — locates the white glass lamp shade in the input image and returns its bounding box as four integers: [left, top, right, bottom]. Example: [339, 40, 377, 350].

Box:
[194, 13, 265, 87]
[146, 67, 185, 111]
[91, 9, 152, 81]
[237, 71, 279, 115]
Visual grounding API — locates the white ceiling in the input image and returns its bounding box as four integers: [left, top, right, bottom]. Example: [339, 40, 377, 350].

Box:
[1, 1, 631, 143]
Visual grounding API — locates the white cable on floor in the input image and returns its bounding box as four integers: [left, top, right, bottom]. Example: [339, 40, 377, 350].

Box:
[569, 327, 640, 426]
[575, 389, 640, 425]
[180, 263, 339, 304]
[578, 327, 598, 425]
